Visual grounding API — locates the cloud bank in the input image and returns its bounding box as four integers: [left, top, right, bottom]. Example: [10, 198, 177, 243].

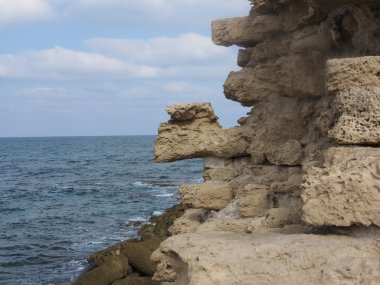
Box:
[0, 0, 53, 27]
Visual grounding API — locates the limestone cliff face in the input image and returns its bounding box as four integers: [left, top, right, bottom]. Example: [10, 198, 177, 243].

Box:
[153, 0, 380, 284]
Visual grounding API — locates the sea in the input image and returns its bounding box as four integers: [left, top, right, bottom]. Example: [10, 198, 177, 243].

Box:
[0, 136, 203, 285]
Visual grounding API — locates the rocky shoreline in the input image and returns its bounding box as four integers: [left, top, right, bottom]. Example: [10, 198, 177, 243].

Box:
[66, 204, 186, 285]
[69, 0, 380, 284]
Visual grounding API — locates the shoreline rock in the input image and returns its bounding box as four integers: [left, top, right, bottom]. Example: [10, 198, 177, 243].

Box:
[70, 0, 380, 284]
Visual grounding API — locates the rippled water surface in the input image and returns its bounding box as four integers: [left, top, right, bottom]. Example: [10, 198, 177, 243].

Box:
[0, 136, 203, 285]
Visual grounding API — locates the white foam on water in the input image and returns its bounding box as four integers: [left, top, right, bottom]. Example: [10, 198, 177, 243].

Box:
[153, 211, 163, 216]
[84, 241, 106, 246]
[128, 217, 147, 222]
[132, 181, 150, 187]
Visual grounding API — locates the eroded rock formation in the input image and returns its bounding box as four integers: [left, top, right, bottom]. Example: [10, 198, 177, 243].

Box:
[152, 0, 380, 284]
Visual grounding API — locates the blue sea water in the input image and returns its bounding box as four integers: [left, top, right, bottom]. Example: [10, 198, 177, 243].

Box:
[0, 136, 203, 285]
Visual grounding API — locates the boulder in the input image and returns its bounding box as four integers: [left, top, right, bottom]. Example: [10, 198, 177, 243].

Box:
[150, 204, 187, 238]
[154, 103, 252, 162]
[123, 237, 163, 276]
[179, 183, 233, 211]
[74, 254, 129, 285]
[224, 65, 278, 106]
[153, 231, 380, 285]
[166, 102, 218, 122]
[302, 147, 380, 227]
[168, 209, 209, 236]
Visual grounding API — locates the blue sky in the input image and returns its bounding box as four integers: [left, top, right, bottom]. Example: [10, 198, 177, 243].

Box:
[0, 0, 251, 137]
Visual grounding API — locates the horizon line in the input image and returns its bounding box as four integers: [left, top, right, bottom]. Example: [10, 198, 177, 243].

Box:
[0, 134, 157, 139]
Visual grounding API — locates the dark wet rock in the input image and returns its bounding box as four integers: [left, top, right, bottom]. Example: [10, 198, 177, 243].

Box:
[150, 204, 187, 238]
[111, 276, 160, 285]
[74, 254, 129, 285]
[123, 237, 163, 276]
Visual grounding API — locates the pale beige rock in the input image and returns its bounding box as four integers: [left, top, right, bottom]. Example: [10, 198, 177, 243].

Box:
[178, 183, 233, 211]
[229, 165, 302, 194]
[151, 252, 177, 283]
[168, 209, 209, 236]
[302, 147, 380, 227]
[166, 103, 218, 122]
[327, 56, 380, 93]
[235, 183, 270, 218]
[261, 207, 301, 228]
[224, 65, 278, 106]
[246, 97, 313, 165]
[330, 86, 380, 144]
[203, 156, 251, 182]
[154, 231, 380, 285]
[195, 217, 258, 234]
[203, 168, 237, 182]
[154, 103, 252, 162]
[212, 17, 264, 47]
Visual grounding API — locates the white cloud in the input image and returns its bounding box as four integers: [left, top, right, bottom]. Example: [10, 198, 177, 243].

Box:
[63, 0, 250, 28]
[0, 65, 7, 75]
[0, 34, 237, 81]
[0, 0, 53, 26]
[0, 46, 160, 80]
[86, 33, 229, 66]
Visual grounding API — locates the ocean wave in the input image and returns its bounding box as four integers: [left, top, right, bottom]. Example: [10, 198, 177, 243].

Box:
[153, 211, 163, 216]
[132, 181, 150, 187]
[132, 180, 181, 187]
[128, 217, 147, 222]
[154, 193, 175, 198]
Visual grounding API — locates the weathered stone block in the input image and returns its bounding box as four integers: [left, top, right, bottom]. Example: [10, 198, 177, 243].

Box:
[154, 103, 252, 162]
[327, 56, 380, 93]
[179, 183, 233, 211]
[211, 15, 279, 47]
[166, 102, 218, 122]
[246, 97, 312, 166]
[212, 17, 259, 47]
[153, 231, 380, 285]
[224, 66, 278, 106]
[168, 209, 209, 236]
[229, 164, 302, 194]
[235, 184, 270, 218]
[302, 147, 380, 227]
[329, 86, 380, 144]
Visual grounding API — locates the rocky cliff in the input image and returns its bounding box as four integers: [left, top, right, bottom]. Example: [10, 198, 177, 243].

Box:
[152, 0, 380, 284]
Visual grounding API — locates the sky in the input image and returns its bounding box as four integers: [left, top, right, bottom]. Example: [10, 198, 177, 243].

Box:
[0, 0, 251, 137]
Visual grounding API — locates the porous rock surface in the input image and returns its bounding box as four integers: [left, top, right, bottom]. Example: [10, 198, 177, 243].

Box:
[152, 231, 380, 285]
[151, 0, 380, 284]
[302, 147, 380, 227]
[73, 0, 380, 284]
[327, 57, 380, 144]
[154, 103, 252, 162]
